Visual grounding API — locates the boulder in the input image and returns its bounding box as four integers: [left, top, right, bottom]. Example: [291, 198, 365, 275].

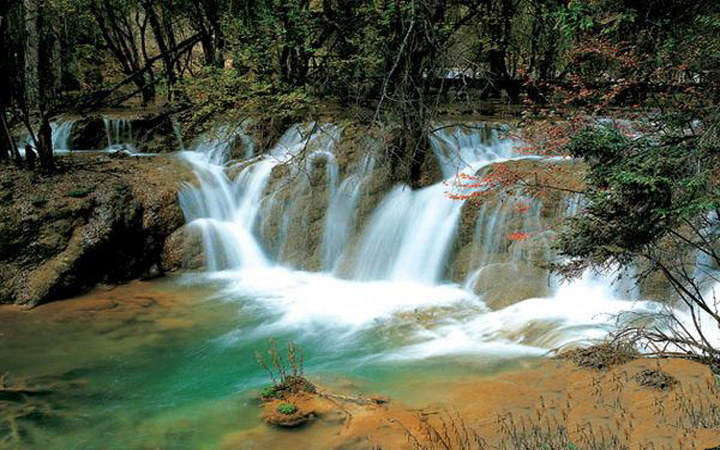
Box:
[160, 225, 205, 272]
[469, 262, 552, 310]
[0, 155, 193, 307]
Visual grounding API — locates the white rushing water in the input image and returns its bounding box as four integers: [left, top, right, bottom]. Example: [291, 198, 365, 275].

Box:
[51, 121, 74, 150]
[16, 117, 141, 154]
[180, 123, 340, 271]
[180, 121, 659, 360]
[104, 118, 136, 153]
[16, 120, 75, 156]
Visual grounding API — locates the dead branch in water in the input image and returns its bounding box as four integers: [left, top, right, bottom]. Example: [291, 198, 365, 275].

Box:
[318, 391, 389, 406]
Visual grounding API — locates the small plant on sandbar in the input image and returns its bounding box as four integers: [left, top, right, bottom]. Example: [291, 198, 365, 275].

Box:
[255, 339, 315, 396]
[260, 386, 278, 399]
[276, 403, 298, 415]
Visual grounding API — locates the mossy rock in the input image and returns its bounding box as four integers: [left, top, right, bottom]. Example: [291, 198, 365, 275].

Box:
[260, 386, 278, 399]
[263, 401, 312, 428]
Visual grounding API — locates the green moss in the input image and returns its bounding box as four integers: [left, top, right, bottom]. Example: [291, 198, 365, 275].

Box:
[30, 196, 48, 208]
[260, 386, 278, 399]
[276, 403, 298, 415]
[67, 187, 93, 198]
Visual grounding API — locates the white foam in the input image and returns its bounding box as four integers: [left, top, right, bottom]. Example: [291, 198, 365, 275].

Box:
[212, 267, 476, 329]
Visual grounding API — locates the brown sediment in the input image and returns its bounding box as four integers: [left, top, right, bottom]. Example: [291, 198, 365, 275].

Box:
[237, 358, 720, 449]
[0, 279, 214, 379]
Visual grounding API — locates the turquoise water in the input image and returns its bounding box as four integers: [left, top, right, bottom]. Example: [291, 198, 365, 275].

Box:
[0, 276, 535, 450]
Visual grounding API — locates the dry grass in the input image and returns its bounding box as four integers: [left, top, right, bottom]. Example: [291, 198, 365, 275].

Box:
[557, 342, 639, 371]
[404, 357, 720, 450]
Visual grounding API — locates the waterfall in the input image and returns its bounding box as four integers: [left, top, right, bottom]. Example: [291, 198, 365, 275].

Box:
[178, 120, 662, 359]
[430, 122, 516, 178]
[104, 118, 136, 152]
[350, 183, 464, 283]
[51, 121, 74, 151]
[348, 124, 524, 284]
[181, 121, 549, 283]
[179, 123, 339, 271]
[16, 120, 74, 155]
[322, 154, 375, 271]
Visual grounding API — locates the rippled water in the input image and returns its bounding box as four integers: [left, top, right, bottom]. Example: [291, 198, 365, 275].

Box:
[1, 277, 549, 450]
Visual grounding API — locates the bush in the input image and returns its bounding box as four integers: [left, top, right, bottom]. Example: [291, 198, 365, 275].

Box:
[255, 339, 315, 394]
[276, 403, 298, 415]
[260, 386, 278, 399]
[558, 341, 639, 371]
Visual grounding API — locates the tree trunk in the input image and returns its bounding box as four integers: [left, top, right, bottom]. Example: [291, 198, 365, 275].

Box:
[142, 0, 176, 102]
[0, 109, 14, 162]
[23, 0, 39, 105]
[35, 0, 54, 171]
[37, 114, 53, 170]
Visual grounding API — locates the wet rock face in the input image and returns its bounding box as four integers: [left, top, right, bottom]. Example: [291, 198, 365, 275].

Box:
[70, 115, 107, 150]
[70, 113, 178, 152]
[469, 262, 552, 310]
[449, 158, 586, 306]
[255, 124, 399, 273]
[0, 156, 192, 307]
[160, 225, 204, 272]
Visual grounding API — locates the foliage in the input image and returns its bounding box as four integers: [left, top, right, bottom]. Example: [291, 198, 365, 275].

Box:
[260, 386, 278, 399]
[554, 116, 720, 366]
[276, 403, 298, 415]
[254, 339, 315, 395]
[557, 126, 717, 269]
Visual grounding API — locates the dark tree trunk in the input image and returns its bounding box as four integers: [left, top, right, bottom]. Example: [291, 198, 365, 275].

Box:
[488, 49, 508, 79]
[89, 0, 156, 105]
[0, 109, 13, 162]
[37, 114, 53, 170]
[36, 0, 54, 171]
[142, 0, 176, 101]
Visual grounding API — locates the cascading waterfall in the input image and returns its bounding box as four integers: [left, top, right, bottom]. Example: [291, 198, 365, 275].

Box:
[350, 183, 465, 283]
[463, 191, 549, 291]
[179, 121, 662, 360]
[51, 121, 74, 150]
[179, 123, 339, 271]
[16, 120, 75, 155]
[430, 122, 517, 177]
[322, 154, 375, 271]
[348, 124, 531, 284]
[104, 117, 136, 152]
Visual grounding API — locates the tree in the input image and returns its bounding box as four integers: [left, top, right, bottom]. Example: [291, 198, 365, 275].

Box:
[453, 0, 720, 367]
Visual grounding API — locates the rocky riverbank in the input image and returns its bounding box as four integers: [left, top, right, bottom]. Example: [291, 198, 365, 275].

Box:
[237, 354, 720, 450]
[0, 154, 193, 307]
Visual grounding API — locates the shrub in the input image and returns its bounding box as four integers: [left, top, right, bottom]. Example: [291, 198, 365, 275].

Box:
[255, 339, 315, 394]
[260, 386, 278, 399]
[558, 341, 639, 371]
[276, 403, 298, 415]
